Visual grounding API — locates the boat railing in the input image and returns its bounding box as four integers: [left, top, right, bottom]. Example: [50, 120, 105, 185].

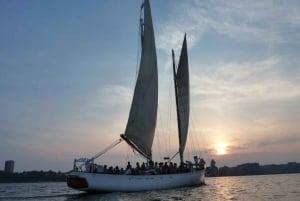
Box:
[72, 158, 205, 175]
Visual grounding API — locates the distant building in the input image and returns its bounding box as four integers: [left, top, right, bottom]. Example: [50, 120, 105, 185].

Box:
[4, 160, 15, 173]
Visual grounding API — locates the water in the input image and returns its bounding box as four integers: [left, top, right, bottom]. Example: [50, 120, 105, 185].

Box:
[0, 174, 300, 201]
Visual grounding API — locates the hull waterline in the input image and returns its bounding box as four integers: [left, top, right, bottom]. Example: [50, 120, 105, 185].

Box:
[67, 170, 205, 192]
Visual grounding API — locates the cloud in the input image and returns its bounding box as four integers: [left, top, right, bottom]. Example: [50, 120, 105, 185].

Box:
[258, 134, 300, 148]
[49, 84, 135, 144]
[95, 84, 133, 109]
[157, 0, 300, 53]
[207, 132, 300, 166]
[185, 55, 300, 158]
[191, 57, 300, 106]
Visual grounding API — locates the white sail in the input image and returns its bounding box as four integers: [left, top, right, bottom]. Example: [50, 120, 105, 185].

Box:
[174, 34, 189, 161]
[122, 0, 158, 159]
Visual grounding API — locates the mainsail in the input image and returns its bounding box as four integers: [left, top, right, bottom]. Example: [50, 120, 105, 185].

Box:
[121, 0, 158, 160]
[173, 34, 190, 163]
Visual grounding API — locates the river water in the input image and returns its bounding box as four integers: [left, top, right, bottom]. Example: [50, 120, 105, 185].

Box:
[0, 174, 299, 201]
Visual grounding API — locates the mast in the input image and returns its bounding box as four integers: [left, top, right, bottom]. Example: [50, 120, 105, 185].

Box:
[172, 50, 183, 164]
[173, 34, 190, 164]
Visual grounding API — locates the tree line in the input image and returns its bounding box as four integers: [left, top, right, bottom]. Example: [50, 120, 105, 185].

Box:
[0, 170, 66, 183]
[207, 162, 300, 177]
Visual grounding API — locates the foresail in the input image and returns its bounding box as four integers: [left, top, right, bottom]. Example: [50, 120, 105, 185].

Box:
[176, 34, 190, 160]
[122, 0, 158, 159]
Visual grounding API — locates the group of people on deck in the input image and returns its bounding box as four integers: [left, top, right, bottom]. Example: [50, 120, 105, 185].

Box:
[81, 156, 205, 175]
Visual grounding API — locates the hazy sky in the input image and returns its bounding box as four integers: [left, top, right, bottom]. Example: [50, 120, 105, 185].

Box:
[1, 0, 300, 172]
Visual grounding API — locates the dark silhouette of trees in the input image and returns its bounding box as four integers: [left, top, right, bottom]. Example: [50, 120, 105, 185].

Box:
[217, 162, 300, 177]
[0, 170, 65, 183]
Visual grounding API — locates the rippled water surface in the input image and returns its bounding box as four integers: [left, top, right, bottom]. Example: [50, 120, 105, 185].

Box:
[0, 174, 299, 201]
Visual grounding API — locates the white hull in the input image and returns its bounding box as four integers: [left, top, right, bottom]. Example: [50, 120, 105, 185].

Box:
[67, 170, 205, 192]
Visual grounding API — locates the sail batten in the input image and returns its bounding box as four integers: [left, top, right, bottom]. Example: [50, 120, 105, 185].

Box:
[123, 0, 158, 159]
[175, 34, 190, 161]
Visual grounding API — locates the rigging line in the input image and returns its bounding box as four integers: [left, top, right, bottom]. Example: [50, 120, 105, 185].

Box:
[203, 135, 212, 160]
[189, 119, 197, 156]
[90, 138, 123, 161]
[187, 108, 196, 156]
[189, 106, 211, 159]
[189, 131, 196, 158]
[198, 128, 212, 160]
[190, 113, 201, 155]
[126, 144, 141, 165]
[191, 136, 197, 157]
[193, 120, 210, 159]
[190, 127, 203, 160]
[186, 137, 192, 161]
[169, 151, 179, 162]
[165, 58, 174, 158]
[156, 106, 163, 160]
[193, 116, 212, 160]
[125, 144, 131, 165]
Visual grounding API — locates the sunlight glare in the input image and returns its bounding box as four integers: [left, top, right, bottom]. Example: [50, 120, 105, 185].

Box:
[215, 142, 227, 155]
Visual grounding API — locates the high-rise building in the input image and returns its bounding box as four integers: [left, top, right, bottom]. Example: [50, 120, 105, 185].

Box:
[4, 160, 15, 173]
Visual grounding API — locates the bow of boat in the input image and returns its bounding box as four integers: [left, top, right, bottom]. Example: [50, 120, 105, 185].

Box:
[66, 173, 89, 191]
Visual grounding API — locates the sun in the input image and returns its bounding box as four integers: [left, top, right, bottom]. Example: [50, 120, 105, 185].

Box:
[215, 142, 227, 155]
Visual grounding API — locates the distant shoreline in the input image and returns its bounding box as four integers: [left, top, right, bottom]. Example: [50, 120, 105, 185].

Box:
[206, 162, 300, 177]
[1, 162, 299, 183]
[0, 170, 66, 183]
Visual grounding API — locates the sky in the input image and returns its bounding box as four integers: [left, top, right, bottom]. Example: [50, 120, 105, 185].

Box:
[1, 0, 300, 172]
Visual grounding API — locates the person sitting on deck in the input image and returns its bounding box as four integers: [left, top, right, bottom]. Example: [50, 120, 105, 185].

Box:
[108, 166, 113, 174]
[135, 162, 141, 175]
[148, 160, 155, 169]
[124, 161, 132, 175]
[126, 161, 132, 170]
[103, 165, 108, 173]
[146, 160, 156, 175]
[141, 162, 146, 171]
[199, 158, 206, 170]
[154, 162, 159, 173]
[186, 160, 193, 171]
[194, 156, 199, 168]
[85, 160, 93, 173]
[158, 162, 163, 174]
[169, 162, 177, 173]
[114, 166, 120, 174]
[162, 162, 169, 174]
